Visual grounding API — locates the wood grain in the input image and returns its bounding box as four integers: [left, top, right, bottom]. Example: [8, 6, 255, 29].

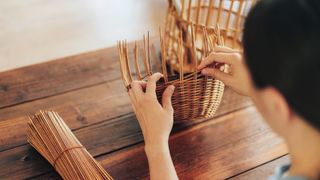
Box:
[95, 107, 288, 179]
[0, 38, 160, 109]
[230, 155, 290, 180]
[0, 83, 250, 152]
[0, 81, 130, 152]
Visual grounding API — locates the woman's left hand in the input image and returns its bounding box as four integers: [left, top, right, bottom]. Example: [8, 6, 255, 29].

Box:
[128, 73, 178, 180]
[128, 72, 175, 149]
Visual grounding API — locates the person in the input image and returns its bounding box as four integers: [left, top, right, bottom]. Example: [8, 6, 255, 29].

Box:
[127, 0, 320, 179]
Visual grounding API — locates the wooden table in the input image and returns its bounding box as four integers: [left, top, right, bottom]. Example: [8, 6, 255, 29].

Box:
[0, 39, 289, 179]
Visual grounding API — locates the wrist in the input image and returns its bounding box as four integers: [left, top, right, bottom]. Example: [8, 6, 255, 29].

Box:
[145, 141, 170, 158]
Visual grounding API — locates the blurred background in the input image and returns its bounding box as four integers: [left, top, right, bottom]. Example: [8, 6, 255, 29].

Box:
[0, 0, 167, 72]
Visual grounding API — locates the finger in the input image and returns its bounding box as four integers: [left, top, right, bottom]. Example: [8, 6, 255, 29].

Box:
[214, 46, 234, 53]
[162, 85, 175, 112]
[201, 68, 232, 85]
[198, 52, 239, 70]
[128, 81, 147, 101]
[146, 72, 163, 95]
[215, 46, 242, 53]
[197, 54, 216, 70]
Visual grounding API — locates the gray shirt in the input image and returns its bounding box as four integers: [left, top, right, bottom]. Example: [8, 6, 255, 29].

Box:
[268, 164, 309, 180]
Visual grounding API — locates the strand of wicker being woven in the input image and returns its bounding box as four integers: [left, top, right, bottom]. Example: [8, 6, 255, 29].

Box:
[27, 111, 113, 180]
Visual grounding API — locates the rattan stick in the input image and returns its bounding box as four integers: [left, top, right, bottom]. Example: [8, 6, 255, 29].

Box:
[233, 1, 244, 47]
[202, 27, 206, 57]
[195, 0, 201, 24]
[205, 0, 213, 26]
[225, 0, 235, 33]
[191, 25, 198, 80]
[180, 0, 185, 18]
[27, 111, 113, 180]
[202, 27, 208, 57]
[187, 0, 192, 21]
[195, 0, 201, 40]
[134, 41, 142, 80]
[240, 1, 250, 28]
[159, 28, 168, 83]
[124, 40, 133, 82]
[207, 31, 215, 51]
[215, 24, 224, 46]
[118, 41, 129, 87]
[142, 35, 150, 76]
[147, 31, 152, 74]
[179, 29, 184, 82]
[216, 0, 223, 23]
[168, 17, 175, 76]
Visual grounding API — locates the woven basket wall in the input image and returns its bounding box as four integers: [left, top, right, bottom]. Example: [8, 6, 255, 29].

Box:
[165, 0, 257, 73]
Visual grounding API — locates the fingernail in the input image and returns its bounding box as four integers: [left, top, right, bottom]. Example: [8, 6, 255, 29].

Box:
[201, 69, 207, 74]
[169, 85, 175, 91]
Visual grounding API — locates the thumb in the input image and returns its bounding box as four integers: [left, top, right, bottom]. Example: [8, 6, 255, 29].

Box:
[162, 85, 175, 112]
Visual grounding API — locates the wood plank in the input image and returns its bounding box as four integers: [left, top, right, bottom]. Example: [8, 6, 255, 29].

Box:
[230, 155, 290, 180]
[0, 82, 250, 152]
[0, 80, 130, 152]
[34, 107, 288, 179]
[0, 89, 251, 179]
[0, 38, 158, 109]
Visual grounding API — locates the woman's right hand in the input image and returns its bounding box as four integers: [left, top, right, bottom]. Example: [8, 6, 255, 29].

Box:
[198, 46, 254, 96]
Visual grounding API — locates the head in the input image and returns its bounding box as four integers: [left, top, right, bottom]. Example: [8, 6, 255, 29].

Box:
[243, 0, 320, 138]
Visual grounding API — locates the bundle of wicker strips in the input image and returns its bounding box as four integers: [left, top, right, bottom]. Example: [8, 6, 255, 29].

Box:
[27, 111, 113, 180]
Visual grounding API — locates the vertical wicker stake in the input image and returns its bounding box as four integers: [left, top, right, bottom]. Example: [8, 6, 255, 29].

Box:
[179, 28, 184, 82]
[191, 25, 198, 80]
[187, 0, 192, 21]
[147, 31, 152, 74]
[134, 41, 142, 80]
[205, 0, 214, 26]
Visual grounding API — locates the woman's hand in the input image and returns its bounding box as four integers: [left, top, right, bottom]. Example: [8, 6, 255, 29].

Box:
[128, 72, 178, 180]
[128, 72, 175, 149]
[198, 46, 254, 96]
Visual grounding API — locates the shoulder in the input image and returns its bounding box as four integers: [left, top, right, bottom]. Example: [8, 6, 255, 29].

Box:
[268, 164, 309, 180]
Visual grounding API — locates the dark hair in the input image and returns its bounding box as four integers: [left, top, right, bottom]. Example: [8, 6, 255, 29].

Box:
[243, 0, 320, 130]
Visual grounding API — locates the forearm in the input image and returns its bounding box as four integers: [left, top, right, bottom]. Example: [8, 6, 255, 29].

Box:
[145, 143, 178, 180]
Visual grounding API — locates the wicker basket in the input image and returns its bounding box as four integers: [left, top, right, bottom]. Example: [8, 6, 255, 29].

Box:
[118, 26, 225, 122]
